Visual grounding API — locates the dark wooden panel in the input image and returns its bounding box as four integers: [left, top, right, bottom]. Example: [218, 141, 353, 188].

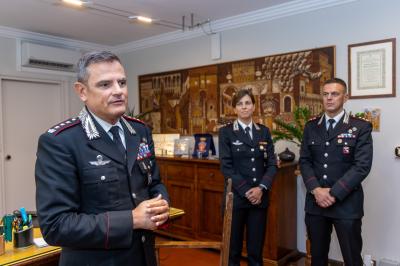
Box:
[197, 185, 224, 240]
[167, 181, 195, 235]
[165, 163, 193, 180]
[157, 157, 298, 265]
[197, 166, 224, 185]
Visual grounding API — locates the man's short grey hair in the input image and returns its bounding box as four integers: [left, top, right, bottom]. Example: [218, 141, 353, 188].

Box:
[77, 51, 121, 84]
[323, 77, 348, 93]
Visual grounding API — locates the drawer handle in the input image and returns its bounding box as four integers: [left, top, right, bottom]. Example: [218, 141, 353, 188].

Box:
[209, 173, 215, 177]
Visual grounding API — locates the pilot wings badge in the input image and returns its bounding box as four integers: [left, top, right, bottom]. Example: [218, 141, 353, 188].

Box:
[232, 140, 243, 146]
[89, 155, 111, 166]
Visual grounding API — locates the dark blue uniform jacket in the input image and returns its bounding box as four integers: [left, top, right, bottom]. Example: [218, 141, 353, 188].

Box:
[300, 112, 373, 219]
[35, 107, 169, 266]
[219, 120, 277, 209]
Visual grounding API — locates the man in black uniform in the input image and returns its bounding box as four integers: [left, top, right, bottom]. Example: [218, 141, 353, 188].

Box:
[35, 51, 169, 266]
[219, 89, 277, 266]
[300, 78, 373, 266]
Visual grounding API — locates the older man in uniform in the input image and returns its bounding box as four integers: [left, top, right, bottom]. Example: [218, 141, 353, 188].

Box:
[35, 51, 169, 266]
[300, 78, 373, 266]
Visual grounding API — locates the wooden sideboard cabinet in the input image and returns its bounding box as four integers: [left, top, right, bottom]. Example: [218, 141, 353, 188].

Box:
[157, 156, 298, 265]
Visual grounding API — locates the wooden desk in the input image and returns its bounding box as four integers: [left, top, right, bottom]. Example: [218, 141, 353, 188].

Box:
[0, 228, 60, 266]
[0, 208, 184, 266]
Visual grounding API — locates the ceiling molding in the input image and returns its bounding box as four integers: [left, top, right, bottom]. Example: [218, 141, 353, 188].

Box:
[0, 0, 358, 54]
[0, 25, 111, 52]
[112, 0, 358, 54]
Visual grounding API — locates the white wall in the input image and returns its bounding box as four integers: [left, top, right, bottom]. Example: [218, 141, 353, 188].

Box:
[0, 36, 82, 214]
[0, 36, 82, 115]
[121, 0, 400, 262]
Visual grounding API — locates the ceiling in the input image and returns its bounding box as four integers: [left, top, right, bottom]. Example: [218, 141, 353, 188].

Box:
[0, 0, 296, 46]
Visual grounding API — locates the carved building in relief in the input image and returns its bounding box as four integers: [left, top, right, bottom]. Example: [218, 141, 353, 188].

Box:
[139, 46, 334, 134]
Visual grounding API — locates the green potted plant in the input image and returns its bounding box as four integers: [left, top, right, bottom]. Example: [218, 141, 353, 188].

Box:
[271, 106, 311, 162]
[272, 106, 311, 146]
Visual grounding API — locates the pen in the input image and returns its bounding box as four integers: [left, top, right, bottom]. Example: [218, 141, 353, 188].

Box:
[28, 214, 32, 227]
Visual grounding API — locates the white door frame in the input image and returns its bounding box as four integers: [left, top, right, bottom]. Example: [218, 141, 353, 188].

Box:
[0, 75, 70, 215]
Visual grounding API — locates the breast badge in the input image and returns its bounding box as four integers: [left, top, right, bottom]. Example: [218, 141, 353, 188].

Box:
[259, 141, 268, 151]
[89, 155, 111, 166]
[232, 140, 243, 146]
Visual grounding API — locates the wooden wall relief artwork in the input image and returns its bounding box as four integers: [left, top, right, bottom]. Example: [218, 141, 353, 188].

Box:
[139, 46, 335, 134]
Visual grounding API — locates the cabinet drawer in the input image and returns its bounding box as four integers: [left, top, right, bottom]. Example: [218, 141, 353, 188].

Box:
[197, 167, 224, 183]
[165, 164, 194, 181]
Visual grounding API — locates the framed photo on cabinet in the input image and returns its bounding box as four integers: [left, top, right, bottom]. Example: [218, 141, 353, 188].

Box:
[348, 38, 396, 99]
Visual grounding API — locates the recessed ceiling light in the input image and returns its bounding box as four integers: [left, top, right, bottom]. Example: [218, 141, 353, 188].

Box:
[61, 0, 90, 7]
[129, 15, 153, 23]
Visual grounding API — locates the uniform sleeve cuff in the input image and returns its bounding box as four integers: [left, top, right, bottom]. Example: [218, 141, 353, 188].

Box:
[304, 176, 320, 192]
[107, 210, 133, 248]
[259, 184, 268, 191]
[236, 181, 252, 197]
[261, 175, 273, 189]
[330, 180, 351, 201]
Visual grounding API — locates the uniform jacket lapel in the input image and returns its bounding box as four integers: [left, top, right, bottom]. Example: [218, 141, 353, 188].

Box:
[327, 113, 349, 141]
[124, 123, 140, 174]
[87, 121, 126, 164]
[252, 123, 262, 146]
[316, 115, 329, 140]
[233, 120, 254, 147]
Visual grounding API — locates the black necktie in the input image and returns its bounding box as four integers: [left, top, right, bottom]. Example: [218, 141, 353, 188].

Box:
[110, 126, 126, 157]
[327, 119, 335, 136]
[245, 126, 252, 142]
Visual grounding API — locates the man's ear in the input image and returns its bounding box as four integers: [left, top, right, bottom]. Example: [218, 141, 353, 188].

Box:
[344, 92, 349, 103]
[74, 82, 87, 102]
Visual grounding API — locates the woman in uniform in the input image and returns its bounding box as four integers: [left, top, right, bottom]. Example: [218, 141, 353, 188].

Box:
[219, 89, 277, 266]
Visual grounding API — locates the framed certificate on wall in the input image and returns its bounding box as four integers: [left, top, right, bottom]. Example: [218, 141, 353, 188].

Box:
[348, 38, 396, 99]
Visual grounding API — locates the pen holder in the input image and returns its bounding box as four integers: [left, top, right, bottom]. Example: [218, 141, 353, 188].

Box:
[0, 235, 5, 255]
[13, 226, 33, 248]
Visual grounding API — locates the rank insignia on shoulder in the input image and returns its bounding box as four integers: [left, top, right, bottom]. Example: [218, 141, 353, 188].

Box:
[47, 117, 80, 135]
[351, 115, 369, 122]
[123, 115, 145, 124]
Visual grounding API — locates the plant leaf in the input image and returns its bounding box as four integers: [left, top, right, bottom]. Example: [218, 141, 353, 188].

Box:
[271, 106, 311, 146]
